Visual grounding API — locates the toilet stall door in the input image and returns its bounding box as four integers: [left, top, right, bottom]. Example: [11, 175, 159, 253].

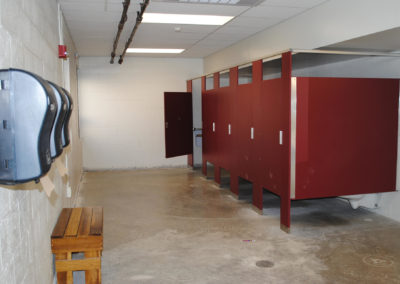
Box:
[164, 92, 193, 158]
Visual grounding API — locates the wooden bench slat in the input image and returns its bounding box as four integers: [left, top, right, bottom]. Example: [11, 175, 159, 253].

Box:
[52, 208, 73, 238]
[55, 257, 101, 272]
[51, 236, 103, 253]
[78, 207, 93, 237]
[90, 207, 103, 236]
[64, 208, 83, 237]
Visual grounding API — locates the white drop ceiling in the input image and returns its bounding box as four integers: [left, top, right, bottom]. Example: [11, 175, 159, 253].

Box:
[60, 0, 329, 58]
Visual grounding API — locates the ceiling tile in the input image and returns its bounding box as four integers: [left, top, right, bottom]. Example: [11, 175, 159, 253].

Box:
[181, 46, 222, 57]
[60, 2, 107, 12]
[194, 38, 237, 47]
[63, 11, 122, 22]
[67, 21, 118, 32]
[227, 16, 280, 28]
[205, 32, 250, 42]
[241, 6, 306, 18]
[260, 0, 327, 8]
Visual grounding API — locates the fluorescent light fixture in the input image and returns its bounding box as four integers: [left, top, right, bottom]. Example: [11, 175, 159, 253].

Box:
[179, 0, 240, 3]
[142, 13, 234, 25]
[127, 48, 185, 54]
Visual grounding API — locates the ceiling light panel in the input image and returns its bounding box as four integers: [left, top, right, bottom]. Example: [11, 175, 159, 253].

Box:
[151, 0, 262, 6]
[178, 0, 240, 4]
[145, 3, 247, 16]
[127, 48, 185, 53]
[142, 13, 234, 25]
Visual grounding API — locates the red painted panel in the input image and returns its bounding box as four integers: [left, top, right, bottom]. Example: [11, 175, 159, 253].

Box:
[214, 72, 222, 168]
[235, 67, 257, 181]
[256, 78, 285, 196]
[295, 77, 399, 199]
[164, 92, 193, 158]
[229, 67, 239, 177]
[217, 70, 235, 171]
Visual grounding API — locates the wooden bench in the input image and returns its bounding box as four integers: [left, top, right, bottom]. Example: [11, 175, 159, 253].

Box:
[51, 207, 103, 284]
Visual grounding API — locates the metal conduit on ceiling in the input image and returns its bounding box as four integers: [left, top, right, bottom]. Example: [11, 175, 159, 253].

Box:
[110, 0, 150, 65]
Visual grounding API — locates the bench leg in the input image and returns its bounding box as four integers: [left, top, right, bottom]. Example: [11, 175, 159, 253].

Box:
[85, 251, 101, 284]
[55, 253, 67, 284]
[56, 253, 73, 284]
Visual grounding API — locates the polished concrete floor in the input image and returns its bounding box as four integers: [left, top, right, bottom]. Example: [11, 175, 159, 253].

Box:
[76, 168, 400, 284]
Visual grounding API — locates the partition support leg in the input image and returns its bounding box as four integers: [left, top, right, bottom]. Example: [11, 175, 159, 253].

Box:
[230, 174, 239, 195]
[280, 196, 291, 233]
[202, 160, 207, 176]
[252, 183, 263, 212]
[214, 166, 221, 185]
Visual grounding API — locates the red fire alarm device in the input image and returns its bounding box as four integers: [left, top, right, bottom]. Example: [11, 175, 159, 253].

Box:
[58, 45, 67, 59]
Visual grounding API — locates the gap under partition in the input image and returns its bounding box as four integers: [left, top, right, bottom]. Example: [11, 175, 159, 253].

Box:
[238, 177, 253, 203]
[206, 162, 215, 180]
[219, 167, 230, 189]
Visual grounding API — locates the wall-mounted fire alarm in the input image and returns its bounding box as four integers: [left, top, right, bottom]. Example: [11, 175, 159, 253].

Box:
[58, 45, 67, 59]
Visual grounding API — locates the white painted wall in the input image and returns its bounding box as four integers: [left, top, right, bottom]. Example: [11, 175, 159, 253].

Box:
[204, 0, 400, 74]
[0, 0, 82, 283]
[203, 0, 400, 222]
[78, 57, 203, 170]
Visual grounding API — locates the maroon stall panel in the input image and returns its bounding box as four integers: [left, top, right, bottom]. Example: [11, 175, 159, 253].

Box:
[256, 78, 285, 196]
[235, 82, 254, 181]
[213, 73, 222, 170]
[217, 81, 234, 171]
[295, 77, 399, 199]
[234, 62, 262, 182]
[164, 92, 193, 158]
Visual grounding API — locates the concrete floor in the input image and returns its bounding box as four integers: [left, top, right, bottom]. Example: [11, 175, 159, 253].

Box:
[76, 168, 400, 284]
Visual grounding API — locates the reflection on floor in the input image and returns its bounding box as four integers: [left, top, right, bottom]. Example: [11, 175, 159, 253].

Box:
[76, 168, 400, 284]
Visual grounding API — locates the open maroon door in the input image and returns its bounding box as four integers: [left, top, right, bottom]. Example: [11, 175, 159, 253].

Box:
[164, 92, 193, 158]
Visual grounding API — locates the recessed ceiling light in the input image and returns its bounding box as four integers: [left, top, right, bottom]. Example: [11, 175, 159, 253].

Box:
[127, 48, 185, 54]
[142, 13, 234, 25]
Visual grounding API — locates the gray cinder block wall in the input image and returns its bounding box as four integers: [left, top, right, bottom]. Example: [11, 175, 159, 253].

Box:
[0, 0, 82, 283]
